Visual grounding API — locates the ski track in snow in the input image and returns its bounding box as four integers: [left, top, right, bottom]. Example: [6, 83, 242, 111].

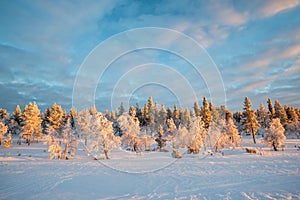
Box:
[1, 137, 300, 199]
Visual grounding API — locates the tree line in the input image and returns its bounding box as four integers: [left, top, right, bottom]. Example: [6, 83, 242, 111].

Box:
[0, 97, 299, 159]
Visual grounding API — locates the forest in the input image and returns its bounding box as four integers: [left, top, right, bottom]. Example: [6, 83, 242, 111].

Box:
[0, 96, 299, 160]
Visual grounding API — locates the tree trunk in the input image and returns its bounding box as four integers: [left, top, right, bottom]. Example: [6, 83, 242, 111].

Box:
[272, 141, 278, 151]
[251, 128, 256, 144]
[62, 143, 69, 160]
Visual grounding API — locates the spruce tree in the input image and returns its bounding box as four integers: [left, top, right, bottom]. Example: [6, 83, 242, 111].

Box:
[0, 121, 8, 145]
[242, 97, 260, 144]
[48, 103, 64, 131]
[166, 106, 173, 119]
[158, 104, 167, 127]
[257, 103, 269, 129]
[193, 102, 201, 117]
[119, 102, 125, 116]
[264, 118, 286, 151]
[20, 102, 42, 145]
[202, 97, 212, 129]
[274, 100, 288, 126]
[267, 98, 274, 119]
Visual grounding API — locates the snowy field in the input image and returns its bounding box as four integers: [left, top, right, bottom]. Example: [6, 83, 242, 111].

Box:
[1, 137, 300, 200]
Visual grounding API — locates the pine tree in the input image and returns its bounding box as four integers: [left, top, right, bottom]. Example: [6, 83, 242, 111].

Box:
[202, 97, 212, 129]
[61, 118, 78, 159]
[267, 98, 275, 119]
[0, 108, 8, 123]
[242, 97, 260, 144]
[180, 108, 191, 130]
[48, 103, 64, 131]
[225, 118, 241, 148]
[166, 106, 173, 119]
[155, 125, 166, 151]
[142, 104, 149, 126]
[257, 103, 269, 129]
[135, 103, 142, 123]
[193, 102, 201, 117]
[20, 102, 42, 145]
[13, 105, 23, 126]
[158, 104, 167, 127]
[264, 118, 286, 151]
[148, 96, 153, 108]
[89, 105, 97, 115]
[119, 102, 125, 116]
[188, 116, 206, 153]
[274, 100, 288, 126]
[173, 104, 180, 128]
[286, 106, 299, 123]
[0, 121, 8, 145]
[209, 102, 219, 123]
[105, 110, 111, 121]
[75, 109, 92, 146]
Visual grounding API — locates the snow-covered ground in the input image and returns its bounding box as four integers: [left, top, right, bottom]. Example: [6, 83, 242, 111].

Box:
[1, 137, 300, 200]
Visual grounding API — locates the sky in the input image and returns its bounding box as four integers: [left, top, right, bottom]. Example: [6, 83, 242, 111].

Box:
[0, 0, 300, 113]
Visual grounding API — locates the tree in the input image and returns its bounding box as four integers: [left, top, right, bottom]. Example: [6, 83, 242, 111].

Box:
[194, 102, 201, 117]
[118, 102, 125, 116]
[242, 97, 260, 144]
[202, 97, 212, 129]
[180, 109, 191, 130]
[166, 106, 173, 119]
[158, 104, 167, 127]
[0, 121, 8, 145]
[61, 118, 78, 159]
[89, 105, 97, 115]
[118, 112, 142, 152]
[286, 106, 299, 123]
[48, 103, 64, 131]
[274, 100, 288, 126]
[0, 108, 8, 123]
[20, 102, 42, 145]
[75, 109, 92, 146]
[173, 104, 180, 128]
[155, 125, 166, 151]
[88, 113, 120, 159]
[209, 102, 219, 123]
[264, 118, 286, 151]
[257, 103, 269, 129]
[267, 98, 275, 119]
[225, 118, 241, 148]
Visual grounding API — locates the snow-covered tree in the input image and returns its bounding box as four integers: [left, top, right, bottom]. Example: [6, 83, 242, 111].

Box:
[88, 113, 120, 159]
[0, 121, 8, 145]
[155, 125, 167, 151]
[0, 108, 8, 123]
[267, 98, 275, 119]
[257, 103, 269, 129]
[209, 102, 219, 123]
[173, 104, 180, 128]
[202, 97, 212, 129]
[274, 100, 288, 126]
[180, 109, 192, 130]
[75, 109, 92, 145]
[20, 102, 42, 145]
[193, 102, 201, 117]
[174, 116, 205, 154]
[9, 105, 23, 135]
[242, 97, 260, 144]
[118, 102, 125, 116]
[264, 118, 286, 151]
[61, 118, 78, 159]
[285, 106, 299, 123]
[225, 118, 241, 148]
[118, 112, 142, 152]
[158, 104, 167, 127]
[48, 103, 64, 131]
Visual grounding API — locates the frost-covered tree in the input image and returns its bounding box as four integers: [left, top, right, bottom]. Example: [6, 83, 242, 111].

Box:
[158, 104, 167, 127]
[285, 106, 299, 123]
[155, 125, 166, 151]
[89, 105, 97, 115]
[166, 106, 173, 119]
[285, 121, 300, 138]
[174, 116, 205, 154]
[209, 102, 219, 123]
[118, 112, 142, 152]
[264, 118, 286, 151]
[225, 118, 241, 148]
[257, 103, 269, 129]
[242, 97, 260, 144]
[202, 97, 212, 129]
[61, 118, 78, 159]
[20, 102, 42, 145]
[88, 113, 120, 159]
[75, 109, 92, 145]
[274, 100, 288, 126]
[0, 121, 8, 145]
[193, 102, 201, 117]
[180, 109, 191, 130]
[9, 105, 23, 135]
[173, 104, 180, 128]
[48, 103, 64, 131]
[119, 102, 125, 116]
[267, 98, 275, 119]
[166, 118, 177, 138]
[0, 108, 8, 123]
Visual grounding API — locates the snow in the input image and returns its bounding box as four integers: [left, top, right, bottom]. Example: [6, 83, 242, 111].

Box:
[1, 137, 300, 199]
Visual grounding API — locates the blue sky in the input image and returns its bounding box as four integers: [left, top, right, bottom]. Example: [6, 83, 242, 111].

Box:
[0, 0, 300, 113]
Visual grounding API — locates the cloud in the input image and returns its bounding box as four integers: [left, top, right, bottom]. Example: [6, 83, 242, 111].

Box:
[258, 0, 300, 17]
